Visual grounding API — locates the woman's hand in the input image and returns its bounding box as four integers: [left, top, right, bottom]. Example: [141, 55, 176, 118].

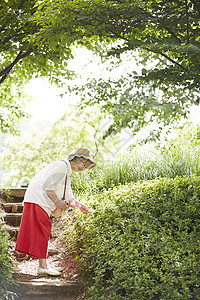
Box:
[68, 198, 90, 214]
[46, 190, 68, 211]
[79, 203, 90, 214]
[56, 200, 68, 210]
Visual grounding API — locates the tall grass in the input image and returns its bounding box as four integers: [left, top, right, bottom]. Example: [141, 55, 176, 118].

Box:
[72, 125, 200, 194]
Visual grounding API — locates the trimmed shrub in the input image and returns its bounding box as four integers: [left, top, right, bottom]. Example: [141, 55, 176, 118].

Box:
[0, 225, 17, 300]
[65, 176, 200, 299]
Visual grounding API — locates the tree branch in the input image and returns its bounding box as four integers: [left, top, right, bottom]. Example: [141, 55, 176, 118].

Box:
[0, 24, 6, 33]
[190, 0, 200, 14]
[164, 25, 182, 43]
[2, 31, 27, 46]
[107, 28, 129, 41]
[0, 74, 8, 85]
[105, 26, 192, 75]
[0, 49, 33, 84]
[159, 52, 191, 74]
[18, 0, 26, 10]
[137, 6, 182, 44]
[0, 51, 22, 77]
[185, 0, 190, 44]
[145, 47, 192, 74]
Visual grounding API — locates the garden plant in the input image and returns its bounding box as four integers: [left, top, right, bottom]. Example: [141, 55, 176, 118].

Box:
[64, 176, 200, 299]
[0, 226, 17, 300]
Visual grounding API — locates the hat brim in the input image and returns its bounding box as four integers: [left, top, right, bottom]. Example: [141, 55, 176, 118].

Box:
[68, 154, 96, 169]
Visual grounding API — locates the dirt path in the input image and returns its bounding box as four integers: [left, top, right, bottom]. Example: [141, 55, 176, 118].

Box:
[9, 217, 85, 300]
[10, 217, 80, 277]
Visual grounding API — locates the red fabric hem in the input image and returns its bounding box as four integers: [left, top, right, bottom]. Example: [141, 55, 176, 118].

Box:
[15, 202, 52, 259]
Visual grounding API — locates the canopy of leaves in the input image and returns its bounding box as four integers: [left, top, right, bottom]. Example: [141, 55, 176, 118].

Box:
[34, 0, 200, 89]
[70, 71, 198, 141]
[0, 0, 75, 132]
[1, 0, 200, 135]
[33, 0, 200, 139]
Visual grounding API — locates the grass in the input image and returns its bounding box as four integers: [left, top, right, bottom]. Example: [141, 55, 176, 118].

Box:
[71, 129, 200, 195]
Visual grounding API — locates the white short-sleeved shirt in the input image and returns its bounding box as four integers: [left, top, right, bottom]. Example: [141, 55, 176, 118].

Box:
[23, 159, 73, 216]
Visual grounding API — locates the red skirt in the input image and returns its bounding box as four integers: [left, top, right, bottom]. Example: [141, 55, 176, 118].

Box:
[15, 203, 52, 259]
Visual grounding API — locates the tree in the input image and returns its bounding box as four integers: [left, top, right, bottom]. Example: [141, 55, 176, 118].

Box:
[34, 0, 200, 88]
[0, 0, 74, 132]
[0, 105, 120, 186]
[22, 0, 200, 138]
[1, 0, 200, 135]
[69, 63, 199, 140]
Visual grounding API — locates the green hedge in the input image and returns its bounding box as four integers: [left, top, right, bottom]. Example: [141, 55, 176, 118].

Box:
[65, 176, 200, 299]
[0, 225, 17, 300]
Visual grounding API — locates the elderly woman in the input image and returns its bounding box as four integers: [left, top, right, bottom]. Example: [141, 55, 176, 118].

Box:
[15, 148, 96, 276]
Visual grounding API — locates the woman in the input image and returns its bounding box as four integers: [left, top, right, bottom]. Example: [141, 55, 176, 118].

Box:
[15, 148, 96, 276]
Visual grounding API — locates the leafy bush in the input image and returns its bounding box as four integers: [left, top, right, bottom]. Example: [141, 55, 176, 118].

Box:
[0, 225, 17, 300]
[64, 176, 200, 299]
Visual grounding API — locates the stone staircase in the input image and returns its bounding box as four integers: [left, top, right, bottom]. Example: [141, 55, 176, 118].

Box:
[0, 188, 25, 240]
[0, 188, 84, 300]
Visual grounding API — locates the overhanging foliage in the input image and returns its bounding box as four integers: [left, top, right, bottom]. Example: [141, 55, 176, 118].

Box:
[35, 0, 200, 89]
[0, 0, 74, 132]
[34, 0, 200, 139]
[1, 0, 200, 135]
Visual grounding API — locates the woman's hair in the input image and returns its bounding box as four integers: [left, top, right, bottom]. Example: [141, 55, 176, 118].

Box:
[71, 156, 94, 169]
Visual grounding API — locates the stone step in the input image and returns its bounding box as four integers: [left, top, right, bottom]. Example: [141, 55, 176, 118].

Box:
[0, 188, 26, 202]
[14, 273, 83, 300]
[4, 213, 22, 227]
[2, 203, 23, 213]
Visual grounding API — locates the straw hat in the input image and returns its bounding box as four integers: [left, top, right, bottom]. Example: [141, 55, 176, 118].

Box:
[68, 148, 96, 169]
